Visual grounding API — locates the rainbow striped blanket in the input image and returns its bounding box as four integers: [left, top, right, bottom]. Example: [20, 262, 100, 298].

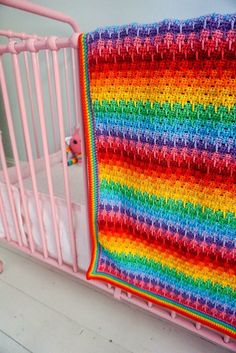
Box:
[79, 14, 236, 338]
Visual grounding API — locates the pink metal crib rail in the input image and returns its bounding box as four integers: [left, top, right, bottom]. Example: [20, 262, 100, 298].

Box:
[0, 1, 235, 350]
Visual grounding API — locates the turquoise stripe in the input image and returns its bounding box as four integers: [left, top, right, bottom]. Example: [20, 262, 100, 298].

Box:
[95, 114, 236, 148]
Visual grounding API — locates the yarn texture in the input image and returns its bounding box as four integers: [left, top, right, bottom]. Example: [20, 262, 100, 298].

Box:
[78, 14, 236, 338]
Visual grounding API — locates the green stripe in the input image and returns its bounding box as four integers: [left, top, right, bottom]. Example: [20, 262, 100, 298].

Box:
[100, 180, 236, 228]
[93, 99, 236, 124]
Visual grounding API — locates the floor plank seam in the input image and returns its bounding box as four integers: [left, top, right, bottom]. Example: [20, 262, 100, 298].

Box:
[0, 270, 222, 352]
[0, 278, 135, 353]
[1, 245, 232, 353]
[0, 328, 34, 353]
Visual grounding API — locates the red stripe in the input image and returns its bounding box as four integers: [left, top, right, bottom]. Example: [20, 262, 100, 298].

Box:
[89, 57, 235, 74]
[97, 139, 236, 184]
[98, 213, 236, 266]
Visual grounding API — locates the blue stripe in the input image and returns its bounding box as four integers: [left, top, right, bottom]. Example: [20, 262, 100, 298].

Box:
[99, 186, 236, 242]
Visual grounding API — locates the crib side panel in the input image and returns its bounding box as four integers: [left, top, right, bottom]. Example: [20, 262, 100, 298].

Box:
[0, 32, 90, 273]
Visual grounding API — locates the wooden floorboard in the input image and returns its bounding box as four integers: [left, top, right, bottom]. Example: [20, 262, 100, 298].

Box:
[0, 244, 233, 353]
[0, 330, 32, 353]
[0, 279, 131, 353]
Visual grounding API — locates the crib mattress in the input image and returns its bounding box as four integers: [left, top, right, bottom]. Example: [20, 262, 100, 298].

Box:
[21, 162, 85, 205]
[0, 161, 90, 271]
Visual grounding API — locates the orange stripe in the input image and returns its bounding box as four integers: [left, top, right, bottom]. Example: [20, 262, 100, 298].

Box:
[99, 162, 236, 213]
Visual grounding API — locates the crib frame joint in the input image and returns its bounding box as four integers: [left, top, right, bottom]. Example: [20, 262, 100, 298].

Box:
[114, 286, 122, 300]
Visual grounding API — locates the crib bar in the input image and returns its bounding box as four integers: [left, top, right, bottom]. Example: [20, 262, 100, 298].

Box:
[45, 50, 57, 149]
[0, 30, 44, 40]
[0, 187, 10, 241]
[195, 322, 202, 330]
[30, 50, 63, 265]
[0, 56, 34, 252]
[63, 48, 73, 134]
[223, 335, 230, 344]
[71, 48, 80, 127]
[0, 36, 77, 55]
[0, 159, 11, 242]
[52, 48, 78, 272]
[75, 40, 91, 255]
[23, 52, 40, 158]
[12, 52, 49, 258]
[0, 132, 22, 245]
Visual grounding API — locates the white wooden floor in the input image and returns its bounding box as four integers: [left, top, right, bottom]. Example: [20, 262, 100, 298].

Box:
[0, 244, 233, 353]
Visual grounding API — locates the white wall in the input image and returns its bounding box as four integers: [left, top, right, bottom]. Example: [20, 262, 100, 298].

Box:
[0, 0, 236, 37]
[0, 0, 235, 160]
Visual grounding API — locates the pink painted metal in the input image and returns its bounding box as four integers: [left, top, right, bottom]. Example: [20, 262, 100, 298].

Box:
[71, 48, 80, 127]
[0, 37, 77, 54]
[0, 131, 22, 245]
[0, 30, 43, 44]
[0, 57, 34, 252]
[0, 179, 11, 241]
[0, 1, 235, 350]
[12, 51, 48, 258]
[45, 49, 58, 149]
[51, 46, 78, 272]
[30, 48, 62, 264]
[23, 51, 40, 159]
[63, 48, 73, 134]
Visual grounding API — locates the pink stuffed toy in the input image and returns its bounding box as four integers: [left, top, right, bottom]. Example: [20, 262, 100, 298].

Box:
[70, 128, 82, 155]
[66, 128, 82, 166]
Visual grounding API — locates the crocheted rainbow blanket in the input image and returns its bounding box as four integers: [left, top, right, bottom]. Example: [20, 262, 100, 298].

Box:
[79, 14, 236, 338]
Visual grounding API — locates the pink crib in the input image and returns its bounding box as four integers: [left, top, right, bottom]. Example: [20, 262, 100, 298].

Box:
[0, 1, 235, 351]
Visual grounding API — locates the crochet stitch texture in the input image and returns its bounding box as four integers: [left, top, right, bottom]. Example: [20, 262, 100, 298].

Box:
[79, 14, 236, 338]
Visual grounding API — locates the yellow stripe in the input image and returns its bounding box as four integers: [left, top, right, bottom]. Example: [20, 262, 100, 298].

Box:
[99, 163, 236, 214]
[100, 232, 236, 289]
[90, 76, 235, 93]
[90, 84, 235, 109]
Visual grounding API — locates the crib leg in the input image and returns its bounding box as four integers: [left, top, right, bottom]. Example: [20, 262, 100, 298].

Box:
[0, 260, 3, 273]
